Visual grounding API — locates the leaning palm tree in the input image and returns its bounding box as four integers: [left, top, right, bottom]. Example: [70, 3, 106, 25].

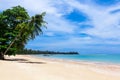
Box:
[3, 12, 47, 56]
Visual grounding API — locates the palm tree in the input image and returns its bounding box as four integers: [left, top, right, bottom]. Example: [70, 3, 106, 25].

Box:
[28, 12, 46, 39]
[3, 12, 47, 56]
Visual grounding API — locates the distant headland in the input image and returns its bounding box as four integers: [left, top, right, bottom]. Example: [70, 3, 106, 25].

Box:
[17, 49, 79, 55]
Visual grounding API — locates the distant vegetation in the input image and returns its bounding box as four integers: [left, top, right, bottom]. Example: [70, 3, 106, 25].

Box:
[17, 49, 79, 55]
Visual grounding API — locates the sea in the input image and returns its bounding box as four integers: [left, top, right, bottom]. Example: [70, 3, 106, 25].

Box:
[34, 53, 120, 64]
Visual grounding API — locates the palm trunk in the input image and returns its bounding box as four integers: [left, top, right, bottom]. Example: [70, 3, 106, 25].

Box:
[3, 32, 21, 55]
[0, 52, 5, 60]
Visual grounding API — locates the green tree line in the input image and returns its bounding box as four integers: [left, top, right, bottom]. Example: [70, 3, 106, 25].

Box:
[17, 49, 79, 55]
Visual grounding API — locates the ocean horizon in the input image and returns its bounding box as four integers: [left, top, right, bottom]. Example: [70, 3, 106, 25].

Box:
[34, 53, 120, 64]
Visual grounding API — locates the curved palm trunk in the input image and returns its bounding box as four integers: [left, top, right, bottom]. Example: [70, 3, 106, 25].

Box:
[4, 36, 18, 55]
[3, 32, 21, 56]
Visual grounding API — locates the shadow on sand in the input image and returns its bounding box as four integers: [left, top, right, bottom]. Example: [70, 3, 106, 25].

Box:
[5, 58, 46, 64]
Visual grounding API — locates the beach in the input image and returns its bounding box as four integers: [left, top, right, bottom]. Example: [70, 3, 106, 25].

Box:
[0, 55, 120, 80]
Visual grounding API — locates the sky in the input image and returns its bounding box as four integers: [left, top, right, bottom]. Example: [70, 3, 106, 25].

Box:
[1, 0, 120, 54]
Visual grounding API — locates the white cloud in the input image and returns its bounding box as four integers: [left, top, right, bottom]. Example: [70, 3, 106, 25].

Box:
[44, 32, 55, 37]
[65, 0, 120, 39]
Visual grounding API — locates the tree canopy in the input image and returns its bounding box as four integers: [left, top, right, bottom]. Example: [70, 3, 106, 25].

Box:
[0, 5, 46, 60]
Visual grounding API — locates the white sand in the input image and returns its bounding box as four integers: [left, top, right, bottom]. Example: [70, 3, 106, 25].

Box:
[0, 55, 120, 80]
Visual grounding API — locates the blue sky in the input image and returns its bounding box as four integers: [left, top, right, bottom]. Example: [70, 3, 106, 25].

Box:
[1, 0, 120, 54]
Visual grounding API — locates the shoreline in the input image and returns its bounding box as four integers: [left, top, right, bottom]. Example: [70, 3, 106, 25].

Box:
[30, 55, 120, 72]
[1, 55, 120, 80]
[30, 54, 120, 65]
[31, 54, 120, 66]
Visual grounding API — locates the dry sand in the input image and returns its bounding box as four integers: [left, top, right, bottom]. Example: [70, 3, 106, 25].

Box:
[0, 55, 120, 80]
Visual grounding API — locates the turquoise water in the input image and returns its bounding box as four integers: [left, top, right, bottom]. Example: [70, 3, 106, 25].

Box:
[34, 53, 120, 64]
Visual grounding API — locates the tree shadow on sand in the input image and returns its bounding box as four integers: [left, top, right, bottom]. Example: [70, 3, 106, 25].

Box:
[5, 58, 46, 64]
